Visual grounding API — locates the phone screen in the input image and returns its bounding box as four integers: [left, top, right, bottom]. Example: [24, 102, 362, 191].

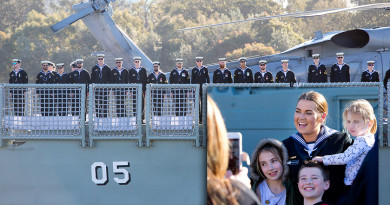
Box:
[228, 138, 241, 175]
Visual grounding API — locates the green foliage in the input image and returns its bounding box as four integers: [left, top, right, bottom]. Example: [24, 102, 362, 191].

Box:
[1, 0, 389, 80]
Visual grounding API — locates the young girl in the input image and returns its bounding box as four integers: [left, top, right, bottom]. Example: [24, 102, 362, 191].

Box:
[313, 99, 376, 186]
[250, 139, 289, 205]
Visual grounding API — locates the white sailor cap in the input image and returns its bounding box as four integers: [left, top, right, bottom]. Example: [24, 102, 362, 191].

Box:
[76, 59, 84, 63]
[176, 58, 183, 62]
[70, 61, 77, 67]
[48, 61, 55, 66]
[239, 57, 247, 61]
[219, 58, 227, 61]
[115, 58, 123, 61]
[133, 57, 142, 60]
[41, 60, 50, 64]
[97, 54, 105, 57]
[312, 54, 320, 58]
[259, 60, 267, 64]
[367, 61, 375, 64]
[281, 59, 289, 63]
[195, 57, 203, 60]
[56, 63, 64, 66]
[336, 52, 344, 56]
[13, 59, 21, 63]
[152, 61, 160, 65]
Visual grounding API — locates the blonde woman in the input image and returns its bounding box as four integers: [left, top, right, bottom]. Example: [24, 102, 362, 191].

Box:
[207, 96, 259, 205]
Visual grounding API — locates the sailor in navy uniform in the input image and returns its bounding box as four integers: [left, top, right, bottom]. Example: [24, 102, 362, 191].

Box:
[234, 57, 253, 83]
[54, 63, 71, 116]
[191, 56, 209, 122]
[361, 61, 379, 82]
[111, 58, 129, 117]
[128, 57, 148, 117]
[147, 61, 168, 116]
[48, 61, 57, 75]
[275, 59, 296, 86]
[36, 61, 56, 116]
[213, 58, 233, 83]
[330, 52, 350, 82]
[308, 54, 327, 83]
[169, 58, 190, 116]
[9, 59, 28, 116]
[91, 54, 111, 118]
[70, 59, 90, 116]
[254, 60, 273, 83]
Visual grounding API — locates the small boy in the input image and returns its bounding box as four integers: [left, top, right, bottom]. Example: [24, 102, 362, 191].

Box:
[298, 161, 332, 205]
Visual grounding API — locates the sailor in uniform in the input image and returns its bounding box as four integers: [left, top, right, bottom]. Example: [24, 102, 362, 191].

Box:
[191, 56, 209, 122]
[54, 63, 71, 116]
[111, 58, 129, 117]
[147, 61, 167, 116]
[91, 54, 111, 118]
[254, 60, 273, 83]
[361, 61, 379, 82]
[9, 59, 28, 116]
[128, 57, 148, 118]
[169, 58, 190, 116]
[275, 59, 296, 86]
[36, 61, 56, 116]
[308, 54, 327, 83]
[70, 59, 90, 116]
[48, 61, 57, 75]
[213, 58, 232, 83]
[234, 57, 253, 83]
[330, 52, 350, 82]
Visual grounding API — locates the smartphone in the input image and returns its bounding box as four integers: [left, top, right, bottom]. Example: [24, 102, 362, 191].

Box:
[227, 132, 242, 175]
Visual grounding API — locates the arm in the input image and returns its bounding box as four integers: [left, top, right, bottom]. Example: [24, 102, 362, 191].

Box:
[249, 70, 253, 83]
[307, 67, 311, 83]
[206, 68, 210, 83]
[323, 137, 372, 166]
[330, 65, 334, 82]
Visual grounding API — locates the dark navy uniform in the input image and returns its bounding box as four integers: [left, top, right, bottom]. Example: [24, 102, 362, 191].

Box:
[91, 64, 111, 118]
[128, 67, 147, 117]
[361, 70, 379, 82]
[308, 64, 327, 83]
[330, 63, 350, 82]
[191, 66, 209, 122]
[54, 72, 71, 116]
[36, 71, 56, 116]
[275, 70, 296, 85]
[213, 68, 233, 83]
[70, 69, 90, 116]
[384, 69, 390, 90]
[169, 68, 190, 116]
[148, 72, 168, 116]
[254, 71, 273, 83]
[9, 69, 28, 116]
[112, 68, 129, 117]
[234, 67, 253, 83]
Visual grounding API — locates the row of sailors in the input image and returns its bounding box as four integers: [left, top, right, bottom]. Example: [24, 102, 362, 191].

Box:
[9, 53, 381, 87]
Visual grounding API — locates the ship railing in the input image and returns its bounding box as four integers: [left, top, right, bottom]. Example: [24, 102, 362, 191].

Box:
[0, 84, 86, 145]
[145, 84, 200, 147]
[88, 84, 143, 146]
[203, 82, 384, 146]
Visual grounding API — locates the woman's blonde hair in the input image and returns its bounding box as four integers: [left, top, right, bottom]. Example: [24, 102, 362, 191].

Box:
[207, 96, 238, 205]
[343, 99, 377, 135]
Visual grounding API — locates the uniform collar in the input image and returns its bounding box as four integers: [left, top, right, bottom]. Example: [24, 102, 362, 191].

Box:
[41, 70, 51, 75]
[290, 125, 338, 151]
[366, 69, 375, 74]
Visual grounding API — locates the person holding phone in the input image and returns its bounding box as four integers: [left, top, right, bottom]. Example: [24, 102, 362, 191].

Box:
[207, 96, 260, 205]
[250, 139, 289, 205]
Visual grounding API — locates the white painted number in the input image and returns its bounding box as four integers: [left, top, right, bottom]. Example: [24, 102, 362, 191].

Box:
[91, 161, 131, 185]
[91, 162, 108, 185]
[113, 161, 131, 185]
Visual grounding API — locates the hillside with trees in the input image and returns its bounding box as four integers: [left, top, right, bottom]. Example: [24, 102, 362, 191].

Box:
[0, 0, 389, 82]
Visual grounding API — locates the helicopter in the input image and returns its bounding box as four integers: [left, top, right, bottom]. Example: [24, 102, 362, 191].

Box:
[51, 1, 390, 83]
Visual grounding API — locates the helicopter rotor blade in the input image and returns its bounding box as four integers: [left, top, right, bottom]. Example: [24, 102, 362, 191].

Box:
[51, 5, 96, 33]
[179, 2, 390, 31]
